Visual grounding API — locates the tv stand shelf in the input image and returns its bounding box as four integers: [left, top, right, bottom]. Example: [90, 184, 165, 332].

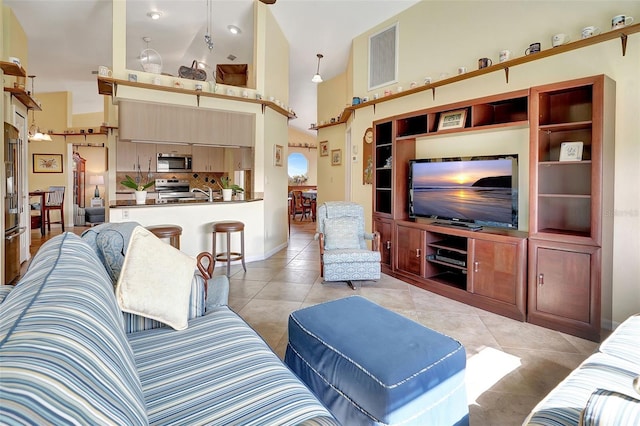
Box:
[391, 220, 528, 321]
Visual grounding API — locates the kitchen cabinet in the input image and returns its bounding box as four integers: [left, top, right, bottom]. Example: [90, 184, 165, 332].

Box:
[228, 113, 255, 147]
[156, 144, 191, 155]
[116, 140, 156, 172]
[191, 109, 229, 145]
[227, 147, 253, 170]
[118, 100, 256, 148]
[118, 101, 192, 144]
[192, 146, 224, 172]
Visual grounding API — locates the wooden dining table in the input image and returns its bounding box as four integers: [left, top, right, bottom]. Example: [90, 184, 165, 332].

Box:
[29, 191, 52, 236]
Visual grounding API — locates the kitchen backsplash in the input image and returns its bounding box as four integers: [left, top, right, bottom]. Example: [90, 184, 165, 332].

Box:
[115, 171, 252, 194]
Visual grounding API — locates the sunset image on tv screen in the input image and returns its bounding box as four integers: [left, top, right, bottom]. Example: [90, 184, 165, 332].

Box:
[411, 159, 516, 226]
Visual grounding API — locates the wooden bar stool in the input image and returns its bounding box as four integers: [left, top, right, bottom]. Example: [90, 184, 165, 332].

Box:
[212, 221, 246, 277]
[146, 225, 183, 249]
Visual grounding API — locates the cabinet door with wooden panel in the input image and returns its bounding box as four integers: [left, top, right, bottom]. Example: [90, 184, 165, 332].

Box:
[528, 239, 601, 341]
[229, 113, 255, 147]
[395, 223, 424, 277]
[469, 239, 518, 304]
[157, 144, 191, 155]
[135, 142, 157, 173]
[116, 141, 156, 172]
[374, 218, 393, 271]
[469, 237, 527, 319]
[193, 146, 224, 172]
[230, 147, 253, 170]
[191, 109, 230, 145]
[116, 140, 137, 172]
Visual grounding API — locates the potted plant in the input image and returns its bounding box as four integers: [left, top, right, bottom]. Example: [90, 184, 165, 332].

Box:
[220, 176, 243, 201]
[121, 174, 154, 204]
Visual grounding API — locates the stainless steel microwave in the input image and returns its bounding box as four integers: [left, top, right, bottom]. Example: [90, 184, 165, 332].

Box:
[157, 153, 192, 172]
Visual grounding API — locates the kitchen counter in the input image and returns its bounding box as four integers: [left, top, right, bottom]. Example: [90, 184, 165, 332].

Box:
[110, 197, 263, 208]
[108, 197, 276, 260]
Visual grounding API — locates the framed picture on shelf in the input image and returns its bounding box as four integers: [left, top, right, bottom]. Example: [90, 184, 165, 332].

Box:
[274, 144, 283, 167]
[559, 141, 584, 161]
[331, 149, 342, 166]
[33, 153, 63, 173]
[319, 141, 329, 157]
[438, 109, 467, 131]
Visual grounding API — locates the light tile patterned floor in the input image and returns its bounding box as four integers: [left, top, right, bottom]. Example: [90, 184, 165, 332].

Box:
[28, 223, 598, 425]
[223, 220, 599, 425]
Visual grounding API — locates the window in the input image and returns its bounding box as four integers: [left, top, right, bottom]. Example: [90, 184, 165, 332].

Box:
[288, 153, 308, 185]
[368, 23, 398, 90]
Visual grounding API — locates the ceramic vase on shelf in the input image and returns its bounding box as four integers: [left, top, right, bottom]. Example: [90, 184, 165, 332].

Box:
[134, 190, 147, 205]
[222, 188, 233, 201]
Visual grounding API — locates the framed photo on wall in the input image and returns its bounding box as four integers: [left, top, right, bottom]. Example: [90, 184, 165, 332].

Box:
[33, 153, 63, 173]
[274, 144, 283, 167]
[438, 109, 467, 131]
[331, 149, 342, 166]
[319, 141, 329, 157]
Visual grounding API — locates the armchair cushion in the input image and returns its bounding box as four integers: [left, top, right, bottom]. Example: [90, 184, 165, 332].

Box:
[116, 227, 196, 331]
[323, 217, 361, 250]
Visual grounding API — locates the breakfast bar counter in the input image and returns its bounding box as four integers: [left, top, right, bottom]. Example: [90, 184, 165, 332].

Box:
[108, 196, 267, 260]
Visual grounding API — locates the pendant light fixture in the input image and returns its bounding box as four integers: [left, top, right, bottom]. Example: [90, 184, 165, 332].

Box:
[204, 0, 214, 51]
[27, 75, 52, 142]
[311, 53, 323, 83]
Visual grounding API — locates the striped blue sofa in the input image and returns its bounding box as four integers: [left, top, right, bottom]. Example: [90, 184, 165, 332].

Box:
[0, 233, 339, 425]
[524, 314, 640, 425]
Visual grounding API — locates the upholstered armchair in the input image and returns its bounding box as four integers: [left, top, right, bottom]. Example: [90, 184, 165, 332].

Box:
[316, 201, 381, 289]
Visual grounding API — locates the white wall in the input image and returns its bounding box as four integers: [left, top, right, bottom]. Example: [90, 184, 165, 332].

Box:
[343, 1, 640, 323]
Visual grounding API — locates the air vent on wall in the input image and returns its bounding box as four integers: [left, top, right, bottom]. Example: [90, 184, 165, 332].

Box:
[368, 23, 398, 90]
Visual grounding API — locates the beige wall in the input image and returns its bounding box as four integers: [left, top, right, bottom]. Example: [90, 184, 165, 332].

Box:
[2, 5, 28, 88]
[337, 0, 640, 323]
[28, 92, 70, 193]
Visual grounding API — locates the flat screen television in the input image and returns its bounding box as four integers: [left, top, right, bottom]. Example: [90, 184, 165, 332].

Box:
[409, 155, 518, 229]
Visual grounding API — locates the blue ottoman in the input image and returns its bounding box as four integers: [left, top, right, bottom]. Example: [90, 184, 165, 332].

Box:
[285, 296, 468, 426]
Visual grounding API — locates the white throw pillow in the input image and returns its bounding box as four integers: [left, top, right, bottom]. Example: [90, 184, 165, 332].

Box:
[323, 217, 361, 250]
[116, 226, 196, 330]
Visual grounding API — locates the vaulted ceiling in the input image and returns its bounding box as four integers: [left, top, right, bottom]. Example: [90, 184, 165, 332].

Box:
[5, 0, 419, 134]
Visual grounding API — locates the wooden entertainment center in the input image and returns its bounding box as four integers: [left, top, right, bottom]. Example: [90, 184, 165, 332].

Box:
[373, 75, 614, 341]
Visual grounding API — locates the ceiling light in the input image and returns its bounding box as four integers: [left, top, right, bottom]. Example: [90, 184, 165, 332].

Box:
[227, 25, 241, 35]
[204, 0, 214, 51]
[26, 76, 52, 142]
[147, 11, 162, 20]
[312, 53, 323, 83]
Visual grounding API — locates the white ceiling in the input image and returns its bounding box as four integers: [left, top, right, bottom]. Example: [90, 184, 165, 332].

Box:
[5, 0, 419, 134]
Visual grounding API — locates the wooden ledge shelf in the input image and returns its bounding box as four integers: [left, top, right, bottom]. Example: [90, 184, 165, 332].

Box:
[312, 23, 639, 131]
[0, 61, 27, 77]
[3, 87, 42, 110]
[97, 76, 296, 120]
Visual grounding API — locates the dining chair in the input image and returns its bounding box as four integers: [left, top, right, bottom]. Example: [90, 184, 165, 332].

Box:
[43, 186, 65, 232]
[291, 190, 312, 221]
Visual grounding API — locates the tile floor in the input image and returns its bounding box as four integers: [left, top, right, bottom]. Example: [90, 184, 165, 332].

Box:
[26, 222, 599, 425]
[221, 220, 599, 425]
